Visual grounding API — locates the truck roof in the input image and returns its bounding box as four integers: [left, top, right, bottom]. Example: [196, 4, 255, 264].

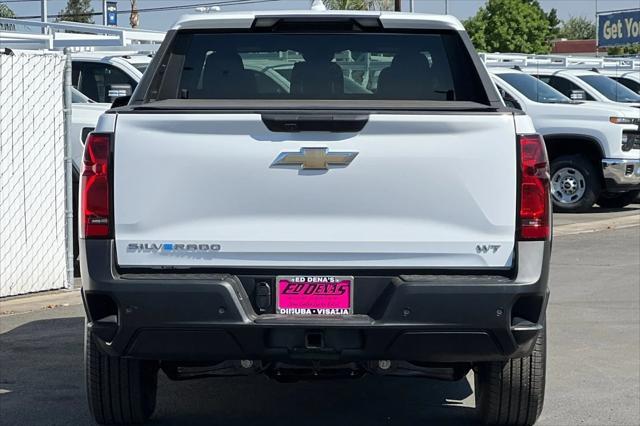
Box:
[171, 10, 464, 32]
[489, 67, 525, 75]
[71, 51, 153, 62]
[522, 68, 602, 77]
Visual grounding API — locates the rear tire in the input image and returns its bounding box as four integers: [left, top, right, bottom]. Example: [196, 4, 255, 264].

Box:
[85, 327, 158, 424]
[550, 155, 601, 213]
[597, 190, 640, 209]
[474, 329, 546, 426]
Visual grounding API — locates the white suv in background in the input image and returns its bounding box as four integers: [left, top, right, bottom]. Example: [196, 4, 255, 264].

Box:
[490, 68, 640, 211]
[525, 68, 640, 108]
[71, 51, 152, 103]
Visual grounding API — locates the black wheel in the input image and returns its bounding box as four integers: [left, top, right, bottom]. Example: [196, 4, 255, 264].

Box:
[475, 329, 546, 426]
[597, 190, 640, 209]
[550, 155, 601, 213]
[85, 326, 158, 424]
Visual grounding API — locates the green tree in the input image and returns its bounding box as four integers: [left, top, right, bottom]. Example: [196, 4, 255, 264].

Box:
[523, 1, 560, 39]
[325, 0, 367, 8]
[0, 3, 16, 30]
[0, 3, 15, 18]
[367, 0, 393, 9]
[545, 7, 561, 40]
[607, 44, 640, 55]
[558, 16, 596, 40]
[58, 0, 94, 24]
[324, 0, 393, 10]
[463, 0, 554, 54]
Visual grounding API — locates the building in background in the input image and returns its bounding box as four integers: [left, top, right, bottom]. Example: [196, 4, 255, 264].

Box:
[552, 39, 607, 55]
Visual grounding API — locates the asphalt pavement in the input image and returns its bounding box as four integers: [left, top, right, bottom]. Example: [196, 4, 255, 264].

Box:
[0, 210, 638, 426]
[553, 203, 639, 226]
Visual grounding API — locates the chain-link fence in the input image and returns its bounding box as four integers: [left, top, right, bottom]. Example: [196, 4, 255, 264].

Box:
[0, 50, 71, 297]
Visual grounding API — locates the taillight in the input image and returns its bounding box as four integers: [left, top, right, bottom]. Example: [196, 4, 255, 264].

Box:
[519, 134, 550, 240]
[80, 133, 111, 238]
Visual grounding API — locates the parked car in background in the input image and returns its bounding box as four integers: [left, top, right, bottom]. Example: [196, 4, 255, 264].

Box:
[71, 88, 111, 168]
[565, 56, 640, 95]
[526, 68, 640, 108]
[596, 65, 640, 95]
[490, 68, 640, 212]
[71, 51, 152, 103]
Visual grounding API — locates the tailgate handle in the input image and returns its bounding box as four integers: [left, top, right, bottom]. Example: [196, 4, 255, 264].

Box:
[261, 114, 369, 133]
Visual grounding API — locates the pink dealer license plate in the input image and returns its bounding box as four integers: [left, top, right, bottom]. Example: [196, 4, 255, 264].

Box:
[276, 276, 353, 315]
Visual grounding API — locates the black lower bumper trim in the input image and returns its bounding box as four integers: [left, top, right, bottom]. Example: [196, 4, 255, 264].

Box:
[387, 331, 499, 362]
[81, 239, 550, 364]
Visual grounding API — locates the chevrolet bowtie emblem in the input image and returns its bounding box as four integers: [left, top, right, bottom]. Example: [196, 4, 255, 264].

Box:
[271, 147, 358, 170]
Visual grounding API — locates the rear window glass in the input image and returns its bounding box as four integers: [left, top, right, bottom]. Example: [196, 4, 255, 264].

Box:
[147, 31, 489, 104]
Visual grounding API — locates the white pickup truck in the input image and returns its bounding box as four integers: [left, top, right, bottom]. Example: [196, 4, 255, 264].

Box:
[592, 57, 640, 94]
[527, 68, 640, 108]
[81, 11, 551, 426]
[490, 68, 640, 211]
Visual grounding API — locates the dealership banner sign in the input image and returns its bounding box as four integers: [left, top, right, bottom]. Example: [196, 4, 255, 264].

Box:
[598, 9, 640, 47]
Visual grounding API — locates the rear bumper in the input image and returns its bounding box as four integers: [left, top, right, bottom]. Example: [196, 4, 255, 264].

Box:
[602, 158, 640, 192]
[81, 240, 550, 364]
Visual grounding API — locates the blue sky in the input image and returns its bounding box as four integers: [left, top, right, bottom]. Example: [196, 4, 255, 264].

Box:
[4, 0, 640, 31]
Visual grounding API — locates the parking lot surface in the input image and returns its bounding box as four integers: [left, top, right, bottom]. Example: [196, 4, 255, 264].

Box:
[1, 210, 638, 426]
[553, 203, 639, 227]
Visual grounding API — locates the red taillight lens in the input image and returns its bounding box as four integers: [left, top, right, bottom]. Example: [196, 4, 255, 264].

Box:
[80, 133, 111, 238]
[519, 134, 550, 240]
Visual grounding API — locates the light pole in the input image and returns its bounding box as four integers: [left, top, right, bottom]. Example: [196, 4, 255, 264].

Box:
[595, 0, 598, 56]
[102, 0, 108, 26]
[40, 0, 47, 33]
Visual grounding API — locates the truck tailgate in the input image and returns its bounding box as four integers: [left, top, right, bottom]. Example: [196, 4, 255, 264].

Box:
[113, 113, 517, 269]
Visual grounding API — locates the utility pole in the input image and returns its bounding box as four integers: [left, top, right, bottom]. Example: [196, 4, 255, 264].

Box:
[102, 0, 108, 26]
[595, 0, 598, 57]
[445, 0, 448, 14]
[409, 0, 414, 12]
[395, 0, 401, 12]
[40, 0, 47, 34]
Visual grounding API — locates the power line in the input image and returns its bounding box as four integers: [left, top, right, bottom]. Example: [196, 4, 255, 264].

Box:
[13, 0, 280, 20]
